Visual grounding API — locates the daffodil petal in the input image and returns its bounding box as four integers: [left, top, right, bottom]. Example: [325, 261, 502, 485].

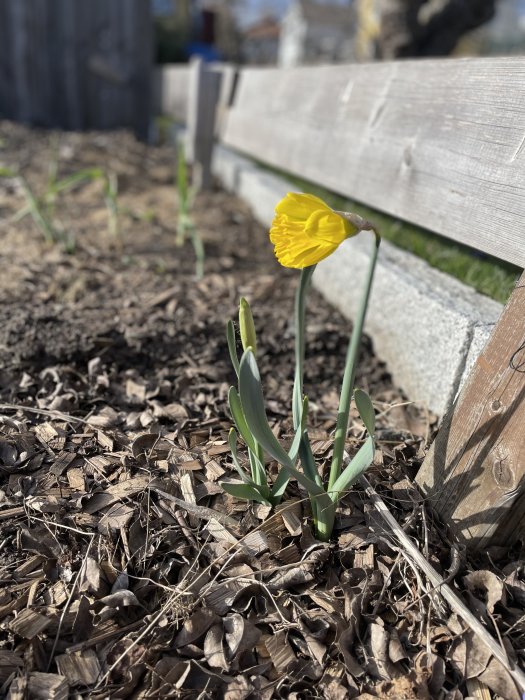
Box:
[305, 210, 355, 245]
[270, 192, 360, 269]
[275, 192, 332, 221]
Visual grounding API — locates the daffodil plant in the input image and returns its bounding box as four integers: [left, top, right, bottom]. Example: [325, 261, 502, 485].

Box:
[223, 193, 381, 541]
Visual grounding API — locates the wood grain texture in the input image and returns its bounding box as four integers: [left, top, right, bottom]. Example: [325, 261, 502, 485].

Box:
[0, 0, 152, 138]
[222, 58, 525, 267]
[416, 272, 525, 547]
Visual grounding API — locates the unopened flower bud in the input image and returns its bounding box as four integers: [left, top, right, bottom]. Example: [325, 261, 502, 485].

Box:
[239, 297, 257, 355]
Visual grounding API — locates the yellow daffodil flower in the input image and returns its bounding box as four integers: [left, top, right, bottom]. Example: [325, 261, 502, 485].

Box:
[270, 192, 364, 268]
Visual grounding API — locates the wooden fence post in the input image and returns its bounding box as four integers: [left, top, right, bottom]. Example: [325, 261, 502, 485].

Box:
[416, 272, 525, 548]
[186, 57, 222, 190]
[214, 64, 237, 139]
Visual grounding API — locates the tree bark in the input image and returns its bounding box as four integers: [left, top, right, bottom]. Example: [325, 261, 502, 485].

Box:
[377, 0, 496, 58]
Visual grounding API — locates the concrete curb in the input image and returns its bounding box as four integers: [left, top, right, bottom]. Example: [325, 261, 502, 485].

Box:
[212, 145, 503, 416]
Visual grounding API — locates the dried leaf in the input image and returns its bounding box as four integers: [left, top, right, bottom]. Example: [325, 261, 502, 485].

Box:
[463, 570, 505, 615]
[203, 624, 229, 670]
[174, 609, 219, 648]
[224, 613, 261, 658]
[264, 632, 296, 673]
[267, 547, 330, 590]
[99, 589, 140, 608]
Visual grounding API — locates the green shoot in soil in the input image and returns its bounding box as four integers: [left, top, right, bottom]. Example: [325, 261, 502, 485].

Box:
[176, 143, 204, 278]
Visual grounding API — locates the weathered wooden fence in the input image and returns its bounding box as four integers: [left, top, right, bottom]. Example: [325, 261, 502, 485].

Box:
[0, 0, 152, 138]
[158, 57, 525, 550]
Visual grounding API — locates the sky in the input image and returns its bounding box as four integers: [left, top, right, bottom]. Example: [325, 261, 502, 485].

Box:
[235, 0, 351, 28]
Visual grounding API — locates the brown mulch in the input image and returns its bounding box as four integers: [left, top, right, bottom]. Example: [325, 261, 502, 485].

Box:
[0, 121, 524, 699]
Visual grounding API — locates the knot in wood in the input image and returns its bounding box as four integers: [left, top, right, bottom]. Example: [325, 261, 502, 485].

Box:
[492, 449, 514, 490]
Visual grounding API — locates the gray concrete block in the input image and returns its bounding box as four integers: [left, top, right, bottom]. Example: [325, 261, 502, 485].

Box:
[212, 145, 256, 192]
[314, 237, 502, 415]
[212, 144, 503, 416]
[459, 322, 496, 395]
[237, 169, 289, 228]
[213, 146, 289, 220]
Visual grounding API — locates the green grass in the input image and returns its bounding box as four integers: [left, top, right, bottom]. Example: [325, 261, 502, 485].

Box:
[282, 175, 520, 305]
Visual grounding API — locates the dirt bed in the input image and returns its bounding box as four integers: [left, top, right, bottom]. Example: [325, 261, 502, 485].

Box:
[0, 122, 523, 700]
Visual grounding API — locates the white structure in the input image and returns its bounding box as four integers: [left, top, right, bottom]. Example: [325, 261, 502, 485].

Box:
[278, 0, 355, 66]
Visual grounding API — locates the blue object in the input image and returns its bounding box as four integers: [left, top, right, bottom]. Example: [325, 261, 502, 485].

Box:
[186, 42, 222, 62]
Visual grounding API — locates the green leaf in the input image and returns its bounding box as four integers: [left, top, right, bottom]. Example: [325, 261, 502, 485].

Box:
[238, 349, 333, 513]
[228, 386, 257, 453]
[226, 320, 240, 377]
[248, 446, 268, 491]
[227, 428, 250, 483]
[220, 480, 272, 506]
[12, 204, 31, 222]
[238, 349, 294, 469]
[177, 142, 189, 206]
[330, 436, 375, 502]
[354, 388, 375, 436]
[50, 167, 104, 195]
[288, 396, 308, 461]
[298, 436, 323, 487]
[269, 467, 289, 503]
[0, 166, 16, 177]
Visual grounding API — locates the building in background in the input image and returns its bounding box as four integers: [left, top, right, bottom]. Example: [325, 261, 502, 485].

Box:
[278, 0, 355, 66]
[154, 0, 242, 62]
[241, 16, 281, 64]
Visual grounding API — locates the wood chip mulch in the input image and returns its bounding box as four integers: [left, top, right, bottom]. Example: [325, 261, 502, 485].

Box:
[0, 122, 524, 700]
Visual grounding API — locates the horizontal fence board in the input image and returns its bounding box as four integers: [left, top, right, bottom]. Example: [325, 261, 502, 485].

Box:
[222, 58, 525, 268]
[153, 66, 191, 123]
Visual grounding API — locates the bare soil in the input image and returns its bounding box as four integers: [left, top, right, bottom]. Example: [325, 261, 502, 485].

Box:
[0, 122, 523, 700]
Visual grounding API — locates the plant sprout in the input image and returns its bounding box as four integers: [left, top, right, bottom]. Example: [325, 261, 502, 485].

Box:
[223, 193, 381, 541]
[0, 154, 108, 252]
[103, 172, 120, 243]
[176, 142, 204, 278]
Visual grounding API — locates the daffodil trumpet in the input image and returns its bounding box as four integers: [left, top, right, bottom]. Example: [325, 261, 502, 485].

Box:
[223, 192, 381, 540]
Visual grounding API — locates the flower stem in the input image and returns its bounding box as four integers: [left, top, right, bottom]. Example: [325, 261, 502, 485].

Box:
[328, 232, 380, 494]
[292, 266, 315, 430]
[292, 266, 323, 527]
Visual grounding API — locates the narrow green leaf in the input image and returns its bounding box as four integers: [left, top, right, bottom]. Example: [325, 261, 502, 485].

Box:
[239, 349, 333, 512]
[12, 204, 31, 222]
[288, 396, 308, 461]
[269, 467, 289, 503]
[354, 388, 375, 436]
[228, 386, 256, 453]
[298, 436, 323, 487]
[226, 321, 240, 377]
[248, 447, 268, 493]
[177, 142, 189, 205]
[50, 167, 104, 194]
[330, 437, 375, 502]
[220, 480, 272, 506]
[0, 166, 16, 177]
[228, 429, 250, 483]
[283, 462, 333, 514]
[238, 349, 294, 469]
